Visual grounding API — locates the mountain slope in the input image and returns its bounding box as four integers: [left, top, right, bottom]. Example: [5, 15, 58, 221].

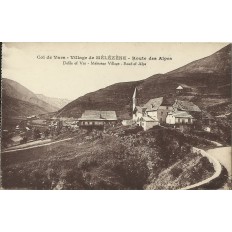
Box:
[167, 44, 231, 75]
[58, 44, 231, 119]
[36, 94, 71, 110]
[2, 78, 58, 112]
[2, 95, 49, 118]
[1, 94, 51, 130]
[58, 81, 142, 119]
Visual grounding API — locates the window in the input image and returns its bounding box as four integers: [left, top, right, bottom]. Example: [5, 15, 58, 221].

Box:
[161, 112, 163, 116]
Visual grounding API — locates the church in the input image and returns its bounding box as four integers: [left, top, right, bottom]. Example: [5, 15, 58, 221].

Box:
[132, 88, 164, 130]
[132, 88, 201, 131]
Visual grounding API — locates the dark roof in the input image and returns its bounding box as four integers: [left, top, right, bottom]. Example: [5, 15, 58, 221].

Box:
[135, 106, 147, 114]
[143, 97, 163, 111]
[160, 98, 174, 106]
[173, 100, 201, 112]
[78, 110, 117, 121]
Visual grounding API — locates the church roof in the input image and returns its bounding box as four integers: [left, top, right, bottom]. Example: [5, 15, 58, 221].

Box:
[143, 97, 163, 111]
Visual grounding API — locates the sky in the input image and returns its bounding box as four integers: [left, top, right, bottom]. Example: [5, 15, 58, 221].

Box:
[2, 42, 228, 100]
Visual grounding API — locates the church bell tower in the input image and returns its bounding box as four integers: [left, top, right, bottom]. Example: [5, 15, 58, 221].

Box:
[132, 88, 138, 111]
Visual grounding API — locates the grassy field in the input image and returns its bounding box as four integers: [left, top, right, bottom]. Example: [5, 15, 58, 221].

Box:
[1, 126, 215, 190]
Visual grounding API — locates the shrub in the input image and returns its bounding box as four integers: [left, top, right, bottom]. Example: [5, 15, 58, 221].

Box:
[170, 167, 183, 178]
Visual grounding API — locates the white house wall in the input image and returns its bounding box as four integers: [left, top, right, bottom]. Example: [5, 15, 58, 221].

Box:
[175, 118, 193, 124]
[147, 111, 158, 119]
[166, 115, 175, 124]
[142, 121, 159, 131]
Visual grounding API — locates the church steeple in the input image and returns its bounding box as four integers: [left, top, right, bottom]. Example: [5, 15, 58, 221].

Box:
[132, 88, 138, 111]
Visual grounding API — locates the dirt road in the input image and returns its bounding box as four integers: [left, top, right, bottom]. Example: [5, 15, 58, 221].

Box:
[2, 138, 73, 154]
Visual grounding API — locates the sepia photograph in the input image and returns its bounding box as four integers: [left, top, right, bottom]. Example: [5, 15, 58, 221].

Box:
[1, 42, 231, 190]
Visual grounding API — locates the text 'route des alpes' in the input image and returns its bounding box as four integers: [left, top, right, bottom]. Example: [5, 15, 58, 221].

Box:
[36, 55, 173, 66]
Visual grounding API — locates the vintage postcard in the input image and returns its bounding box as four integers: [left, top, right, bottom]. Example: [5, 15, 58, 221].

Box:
[0, 42, 231, 190]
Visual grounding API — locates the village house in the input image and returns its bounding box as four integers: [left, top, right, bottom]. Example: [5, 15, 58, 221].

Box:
[165, 100, 201, 125]
[122, 119, 134, 126]
[27, 115, 37, 120]
[78, 110, 117, 129]
[10, 135, 24, 146]
[166, 111, 194, 125]
[176, 84, 192, 94]
[140, 116, 159, 131]
[172, 99, 201, 119]
[49, 120, 63, 130]
[157, 99, 174, 124]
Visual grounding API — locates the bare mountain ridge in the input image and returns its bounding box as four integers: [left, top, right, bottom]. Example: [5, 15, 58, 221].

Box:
[2, 78, 58, 112]
[36, 94, 71, 110]
[167, 44, 231, 75]
[58, 44, 231, 119]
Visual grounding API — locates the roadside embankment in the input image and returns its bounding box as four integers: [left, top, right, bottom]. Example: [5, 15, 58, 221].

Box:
[181, 147, 222, 190]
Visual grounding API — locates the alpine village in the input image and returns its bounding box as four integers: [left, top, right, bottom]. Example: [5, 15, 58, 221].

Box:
[1, 44, 231, 190]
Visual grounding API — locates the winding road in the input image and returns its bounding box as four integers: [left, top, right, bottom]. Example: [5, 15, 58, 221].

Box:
[207, 146, 231, 180]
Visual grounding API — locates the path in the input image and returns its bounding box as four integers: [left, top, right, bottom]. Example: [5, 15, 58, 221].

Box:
[2, 138, 73, 153]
